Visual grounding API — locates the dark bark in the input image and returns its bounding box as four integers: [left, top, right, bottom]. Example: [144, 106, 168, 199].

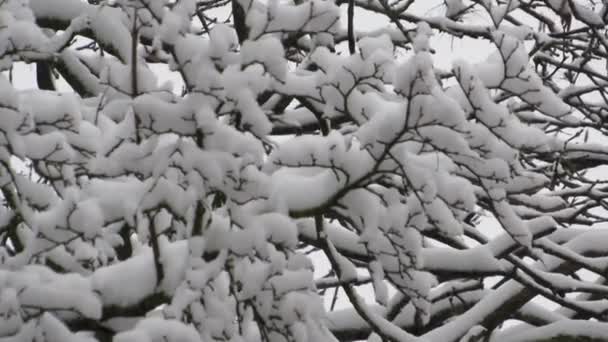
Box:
[232, 0, 249, 43]
[36, 62, 56, 91]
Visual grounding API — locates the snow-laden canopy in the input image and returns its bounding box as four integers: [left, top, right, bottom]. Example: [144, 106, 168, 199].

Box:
[1, 0, 608, 342]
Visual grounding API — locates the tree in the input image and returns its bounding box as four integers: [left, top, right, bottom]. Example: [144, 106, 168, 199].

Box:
[2, 0, 608, 341]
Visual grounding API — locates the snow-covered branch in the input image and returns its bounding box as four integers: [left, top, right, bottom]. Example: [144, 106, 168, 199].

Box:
[2, 0, 608, 341]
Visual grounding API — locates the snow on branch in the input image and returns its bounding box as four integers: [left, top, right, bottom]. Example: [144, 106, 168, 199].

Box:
[1, 0, 608, 342]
